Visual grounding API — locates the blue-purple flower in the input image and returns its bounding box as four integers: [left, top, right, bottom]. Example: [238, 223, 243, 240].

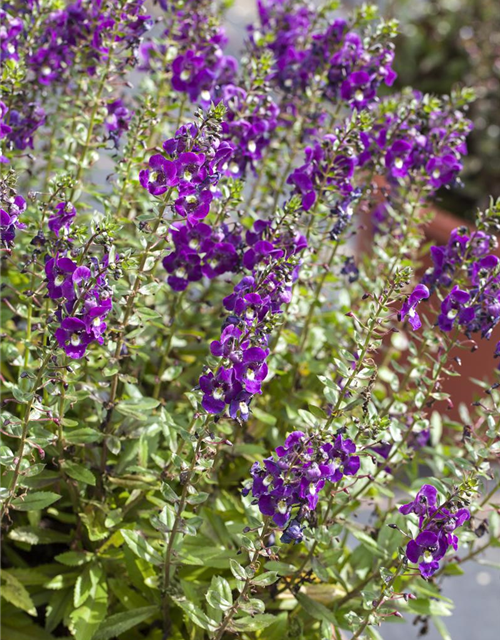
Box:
[400, 284, 430, 331]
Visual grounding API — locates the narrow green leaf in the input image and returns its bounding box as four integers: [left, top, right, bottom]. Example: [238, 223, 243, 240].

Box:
[231, 614, 276, 631]
[121, 529, 163, 566]
[11, 491, 61, 512]
[94, 605, 158, 640]
[173, 598, 218, 633]
[62, 461, 96, 486]
[1, 570, 37, 615]
[70, 581, 108, 640]
[55, 551, 92, 567]
[229, 558, 247, 581]
[251, 571, 279, 586]
[295, 593, 338, 625]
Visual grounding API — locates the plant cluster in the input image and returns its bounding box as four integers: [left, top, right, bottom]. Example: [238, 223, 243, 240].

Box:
[0, 2, 499, 640]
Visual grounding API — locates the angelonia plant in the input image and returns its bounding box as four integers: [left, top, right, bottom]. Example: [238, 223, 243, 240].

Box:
[0, 1, 499, 640]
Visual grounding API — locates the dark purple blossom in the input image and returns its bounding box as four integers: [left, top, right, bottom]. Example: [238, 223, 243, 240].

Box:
[400, 484, 470, 578]
[406, 530, 447, 578]
[400, 284, 430, 331]
[399, 484, 438, 525]
[55, 317, 94, 359]
[0, 195, 26, 247]
[105, 99, 132, 147]
[48, 202, 77, 238]
[242, 431, 360, 539]
[139, 154, 177, 196]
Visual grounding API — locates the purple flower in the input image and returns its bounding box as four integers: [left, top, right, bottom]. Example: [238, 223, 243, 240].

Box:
[139, 154, 178, 196]
[105, 99, 132, 147]
[55, 317, 94, 359]
[406, 530, 448, 578]
[437, 286, 471, 332]
[400, 485, 470, 578]
[399, 484, 438, 524]
[5, 102, 45, 151]
[199, 367, 240, 414]
[340, 70, 375, 110]
[162, 247, 202, 291]
[280, 518, 305, 544]
[243, 430, 360, 536]
[48, 202, 77, 237]
[210, 325, 244, 361]
[400, 284, 430, 330]
[0, 195, 26, 247]
[45, 257, 79, 300]
[385, 139, 413, 179]
[426, 154, 462, 189]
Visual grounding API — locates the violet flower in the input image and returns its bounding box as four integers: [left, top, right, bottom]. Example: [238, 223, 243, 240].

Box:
[400, 284, 430, 331]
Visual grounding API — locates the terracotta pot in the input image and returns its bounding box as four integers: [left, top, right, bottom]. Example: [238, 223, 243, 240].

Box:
[356, 201, 499, 420]
[420, 207, 500, 419]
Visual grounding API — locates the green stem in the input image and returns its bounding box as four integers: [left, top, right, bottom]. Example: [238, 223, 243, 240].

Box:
[294, 241, 339, 379]
[153, 290, 186, 400]
[350, 559, 405, 639]
[1, 352, 52, 523]
[213, 521, 271, 640]
[162, 433, 204, 634]
[324, 280, 398, 430]
[100, 195, 173, 473]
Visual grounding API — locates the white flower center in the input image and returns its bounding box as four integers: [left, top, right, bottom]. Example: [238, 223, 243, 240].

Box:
[239, 401, 249, 414]
[277, 500, 288, 514]
[213, 388, 224, 400]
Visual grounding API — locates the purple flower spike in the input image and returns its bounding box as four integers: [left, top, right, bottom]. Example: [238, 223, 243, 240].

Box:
[400, 483, 470, 578]
[243, 430, 360, 540]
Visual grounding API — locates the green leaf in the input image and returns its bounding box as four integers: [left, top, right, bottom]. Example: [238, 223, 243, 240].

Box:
[45, 589, 72, 633]
[9, 526, 71, 545]
[349, 528, 386, 558]
[94, 605, 158, 640]
[251, 571, 279, 586]
[55, 551, 92, 567]
[70, 580, 108, 640]
[74, 564, 103, 608]
[206, 575, 233, 611]
[404, 596, 453, 617]
[64, 428, 103, 444]
[231, 614, 276, 631]
[115, 398, 160, 421]
[1, 618, 56, 640]
[229, 558, 247, 581]
[1, 570, 36, 615]
[442, 562, 465, 576]
[264, 561, 297, 576]
[121, 529, 163, 566]
[295, 593, 338, 625]
[62, 461, 96, 486]
[432, 616, 452, 640]
[173, 598, 218, 633]
[11, 491, 61, 511]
